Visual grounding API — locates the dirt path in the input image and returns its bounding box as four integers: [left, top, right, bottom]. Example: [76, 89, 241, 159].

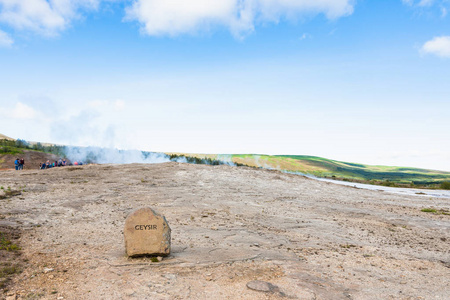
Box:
[0, 163, 449, 299]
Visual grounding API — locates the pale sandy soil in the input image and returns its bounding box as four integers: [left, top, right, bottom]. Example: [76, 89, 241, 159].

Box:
[0, 162, 449, 300]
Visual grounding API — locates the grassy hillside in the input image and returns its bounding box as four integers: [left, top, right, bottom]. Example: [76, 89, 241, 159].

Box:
[0, 138, 66, 169]
[175, 153, 450, 189]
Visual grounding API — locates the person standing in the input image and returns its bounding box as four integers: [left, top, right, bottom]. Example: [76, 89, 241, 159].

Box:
[19, 158, 24, 170]
[14, 158, 19, 170]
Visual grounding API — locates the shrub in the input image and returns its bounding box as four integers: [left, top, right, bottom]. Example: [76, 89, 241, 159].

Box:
[440, 181, 450, 190]
[0, 232, 21, 251]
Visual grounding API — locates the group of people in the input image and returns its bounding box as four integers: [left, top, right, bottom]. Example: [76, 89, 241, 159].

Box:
[14, 158, 85, 170]
[14, 158, 25, 170]
[39, 159, 84, 169]
[40, 158, 67, 169]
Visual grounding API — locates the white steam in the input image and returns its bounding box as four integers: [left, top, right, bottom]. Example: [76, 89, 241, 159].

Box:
[216, 154, 235, 166]
[253, 155, 277, 170]
[64, 146, 170, 164]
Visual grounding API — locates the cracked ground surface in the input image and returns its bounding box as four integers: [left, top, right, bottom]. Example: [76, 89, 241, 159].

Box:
[0, 162, 449, 299]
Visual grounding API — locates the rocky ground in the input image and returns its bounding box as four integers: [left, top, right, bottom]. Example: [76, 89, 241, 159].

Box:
[0, 162, 449, 300]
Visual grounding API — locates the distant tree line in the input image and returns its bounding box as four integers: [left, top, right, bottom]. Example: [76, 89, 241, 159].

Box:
[167, 154, 226, 165]
[0, 138, 66, 157]
[166, 154, 247, 167]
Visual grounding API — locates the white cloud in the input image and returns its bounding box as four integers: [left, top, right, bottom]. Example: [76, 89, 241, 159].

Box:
[421, 36, 450, 57]
[0, 0, 100, 36]
[11, 102, 37, 119]
[125, 0, 355, 37]
[114, 99, 125, 111]
[0, 0, 355, 38]
[0, 28, 12, 46]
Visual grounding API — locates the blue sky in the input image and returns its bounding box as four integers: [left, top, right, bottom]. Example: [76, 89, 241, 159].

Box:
[0, 0, 449, 171]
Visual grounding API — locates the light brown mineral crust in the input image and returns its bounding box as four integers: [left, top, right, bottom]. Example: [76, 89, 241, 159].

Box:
[124, 207, 171, 257]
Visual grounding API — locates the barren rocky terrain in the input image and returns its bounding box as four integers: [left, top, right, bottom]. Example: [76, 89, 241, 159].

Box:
[0, 162, 449, 299]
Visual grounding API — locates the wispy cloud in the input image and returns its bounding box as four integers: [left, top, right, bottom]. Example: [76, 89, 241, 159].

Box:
[0, 0, 100, 36]
[421, 36, 450, 58]
[402, 0, 435, 7]
[88, 99, 126, 111]
[402, 0, 450, 12]
[10, 102, 38, 119]
[299, 32, 312, 40]
[124, 0, 355, 37]
[0, 28, 12, 47]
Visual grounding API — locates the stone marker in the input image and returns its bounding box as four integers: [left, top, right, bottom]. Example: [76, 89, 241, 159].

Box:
[124, 207, 171, 257]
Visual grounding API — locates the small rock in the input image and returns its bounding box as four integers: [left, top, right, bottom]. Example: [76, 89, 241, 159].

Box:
[43, 268, 54, 273]
[157, 256, 163, 262]
[162, 274, 176, 280]
[246, 280, 280, 293]
[49, 274, 54, 279]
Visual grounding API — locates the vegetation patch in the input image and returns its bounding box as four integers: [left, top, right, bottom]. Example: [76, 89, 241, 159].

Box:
[0, 232, 21, 252]
[421, 208, 450, 215]
[0, 227, 22, 293]
[441, 181, 450, 190]
[0, 187, 21, 200]
[0, 139, 66, 157]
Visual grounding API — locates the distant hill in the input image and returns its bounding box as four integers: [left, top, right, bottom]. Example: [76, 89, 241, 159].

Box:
[0, 133, 14, 141]
[171, 153, 450, 189]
